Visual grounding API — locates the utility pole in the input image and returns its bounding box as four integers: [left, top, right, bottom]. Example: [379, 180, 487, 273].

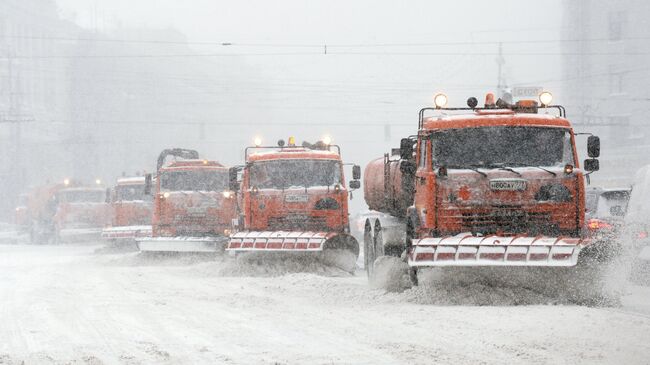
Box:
[1, 50, 33, 217]
[495, 42, 512, 103]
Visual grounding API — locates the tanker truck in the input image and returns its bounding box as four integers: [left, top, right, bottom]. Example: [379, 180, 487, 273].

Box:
[226, 137, 361, 272]
[362, 92, 619, 303]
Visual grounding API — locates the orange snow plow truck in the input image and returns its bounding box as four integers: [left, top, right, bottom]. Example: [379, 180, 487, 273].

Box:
[136, 148, 237, 253]
[226, 137, 361, 272]
[26, 179, 109, 244]
[102, 176, 153, 243]
[363, 92, 608, 286]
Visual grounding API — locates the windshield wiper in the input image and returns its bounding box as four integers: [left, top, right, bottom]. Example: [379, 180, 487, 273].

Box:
[473, 163, 522, 176]
[500, 162, 557, 177]
[447, 165, 487, 177]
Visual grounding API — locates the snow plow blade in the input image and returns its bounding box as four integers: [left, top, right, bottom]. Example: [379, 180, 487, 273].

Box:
[58, 228, 103, 243]
[408, 234, 585, 267]
[227, 231, 360, 272]
[102, 225, 152, 240]
[136, 236, 227, 253]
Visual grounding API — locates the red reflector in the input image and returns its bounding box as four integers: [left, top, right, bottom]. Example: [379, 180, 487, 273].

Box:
[437, 252, 454, 260]
[506, 253, 526, 261]
[283, 242, 295, 249]
[480, 253, 504, 260]
[415, 252, 434, 261]
[458, 253, 476, 260]
[267, 242, 283, 249]
[552, 253, 572, 260]
[254, 241, 267, 249]
[242, 240, 254, 248]
[308, 242, 321, 249]
[296, 242, 308, 249]
[587, 218, 613, 231]
[529, 253, 548, 260]
[229, 242, 241, 249]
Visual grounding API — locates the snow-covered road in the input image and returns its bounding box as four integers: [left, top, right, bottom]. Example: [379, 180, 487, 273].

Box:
[1, 243, 650, 364]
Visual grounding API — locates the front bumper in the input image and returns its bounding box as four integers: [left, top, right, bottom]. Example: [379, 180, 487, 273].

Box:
[136, 236, 226, 253]
[408, 233, 585, 267]
[102, 225, 152, 240]
[58, 227, 103, 243]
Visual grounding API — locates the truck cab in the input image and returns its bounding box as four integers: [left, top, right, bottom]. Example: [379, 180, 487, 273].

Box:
[102, 176, 153, 242]
[152, 160, 236, 238]
[53, 186, 109, 243]
[227, 138, 361, 272]
[364, 92, 602, 276]
[138, 149, 238, 253]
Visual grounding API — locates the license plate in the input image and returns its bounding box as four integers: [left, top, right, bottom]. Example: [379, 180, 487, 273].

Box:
[285, 195, 308, 203]
[489, 179, 527, 191]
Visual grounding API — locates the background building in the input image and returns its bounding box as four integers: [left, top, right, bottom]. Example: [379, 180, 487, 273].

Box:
[563, 0, 650, 187]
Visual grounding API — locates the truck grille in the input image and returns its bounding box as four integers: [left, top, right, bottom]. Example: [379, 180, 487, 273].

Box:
[267, 215, 328, 231]
[458, 206, 557, 235]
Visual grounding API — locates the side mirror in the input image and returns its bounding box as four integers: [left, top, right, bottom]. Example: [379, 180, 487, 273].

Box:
[587, 136, 600, 158]
[584, 158, 599, 172]
[349, 180, 361, 190]
[352, 165, 361, 180]
[400, 138, 414, 160]
[144, 173, 152, 195]
[229, 167, 240, 192]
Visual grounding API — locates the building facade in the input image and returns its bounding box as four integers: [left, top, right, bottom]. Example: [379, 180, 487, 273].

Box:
[563, 0, 650, 187]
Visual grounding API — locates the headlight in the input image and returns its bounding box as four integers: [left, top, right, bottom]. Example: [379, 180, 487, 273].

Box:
[315, 198, 340, 210]
[535, 184, 571, 202]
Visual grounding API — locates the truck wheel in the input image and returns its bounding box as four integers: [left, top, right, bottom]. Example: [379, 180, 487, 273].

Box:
[406, 220, 418, 286]
[373, 219, 385, 258]
[409, 267, 419, 286]
[363, 219, 375, 279]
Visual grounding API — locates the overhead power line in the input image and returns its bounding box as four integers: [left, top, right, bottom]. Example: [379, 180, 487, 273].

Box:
[6, 35, 650, 47]
[3, 51, 650, 60]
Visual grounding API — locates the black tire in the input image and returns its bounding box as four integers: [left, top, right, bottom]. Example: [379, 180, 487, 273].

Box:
[406, 219, 418, 286]
[363, 219, 375, 279]
[409, 267, 419, 286]
[373, 220, 385, 258]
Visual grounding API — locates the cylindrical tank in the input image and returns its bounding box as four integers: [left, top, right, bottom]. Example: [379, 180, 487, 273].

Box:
[363, 156, 413, 218]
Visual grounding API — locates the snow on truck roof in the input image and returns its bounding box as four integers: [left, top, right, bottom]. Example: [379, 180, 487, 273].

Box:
[248, 147, 341, 162]
[59, 187, 106, 192]
[161, 159, 226, 171]
[116, 176, 145, 185]
[422, 112, 572, 131]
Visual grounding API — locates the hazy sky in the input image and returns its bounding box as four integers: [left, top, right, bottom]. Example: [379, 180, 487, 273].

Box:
[51, 0, 567, 213]
[54, 0, 566, 100]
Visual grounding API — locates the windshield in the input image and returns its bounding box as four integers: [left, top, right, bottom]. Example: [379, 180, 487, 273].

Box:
[58, 190, 105, 203]
[250, 159, 342, 189]
[431, 126, 574, 168]
[160, 170, 228, 192]
[116, 184, 146, 201]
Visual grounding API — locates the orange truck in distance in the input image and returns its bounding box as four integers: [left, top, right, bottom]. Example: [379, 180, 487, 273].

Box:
[137, 148, 237, 253]
[24, 179, 108, 244]
[53, 185, 110, 243]
[102, 176, 153, 243]
[227, 137, 361, 272]
[362, 92, 615, 300]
